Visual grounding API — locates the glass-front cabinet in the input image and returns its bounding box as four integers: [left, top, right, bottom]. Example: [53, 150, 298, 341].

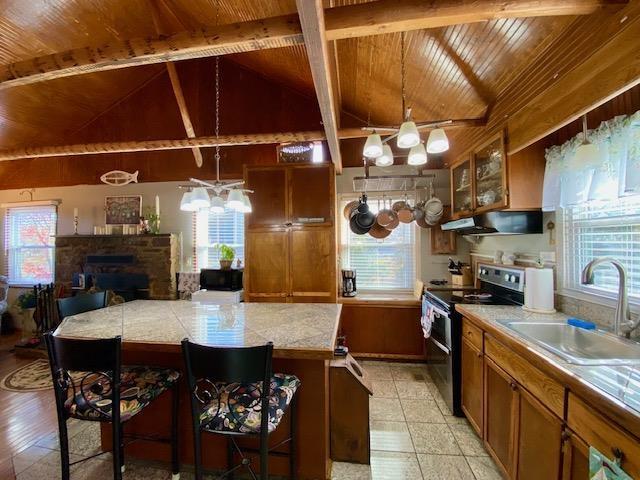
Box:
[450, 132, 508, 219]
[473, 133, 507, 212]
[451, 157, 473, 218]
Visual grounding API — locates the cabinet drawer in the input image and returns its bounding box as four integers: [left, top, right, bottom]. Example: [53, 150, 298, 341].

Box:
[462, 318, 483, 350]
[567, 393, 640, 479]
[484, 334, 564, 417]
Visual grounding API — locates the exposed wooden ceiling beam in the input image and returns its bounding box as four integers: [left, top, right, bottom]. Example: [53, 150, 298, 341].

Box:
[0, 117, 484, 161]
[0, 0, 622, 91]
[296, 0, 342, 173]
[150, 0, 204, 168]
[323, 0, 625, 40]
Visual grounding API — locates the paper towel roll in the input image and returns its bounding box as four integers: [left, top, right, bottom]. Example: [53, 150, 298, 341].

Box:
[523, 267, 556, 313]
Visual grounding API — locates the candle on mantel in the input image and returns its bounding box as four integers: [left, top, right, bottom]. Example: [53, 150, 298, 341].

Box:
[155, 195, 160, 217]
[73, 207, 79, 235]
[73, 207, 78, 218]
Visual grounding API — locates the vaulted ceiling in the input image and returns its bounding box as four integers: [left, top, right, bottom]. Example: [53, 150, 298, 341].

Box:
[0, 0, 638, 173]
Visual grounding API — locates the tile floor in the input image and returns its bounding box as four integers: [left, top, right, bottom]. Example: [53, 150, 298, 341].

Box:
[7, 361, 503, 479]
[331, 361, 503, 480]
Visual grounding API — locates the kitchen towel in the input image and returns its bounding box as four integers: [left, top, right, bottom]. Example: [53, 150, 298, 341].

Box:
[523, 267, 556, 313]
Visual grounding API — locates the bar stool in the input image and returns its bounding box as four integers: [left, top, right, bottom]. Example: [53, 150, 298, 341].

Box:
[44, 332, 181, 480]
[181, 339, 300, 480]
[57, 291, 107, 319]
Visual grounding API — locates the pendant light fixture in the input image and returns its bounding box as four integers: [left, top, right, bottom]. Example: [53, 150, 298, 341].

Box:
[177, 40, 253, 214]
[375, 144, 394, 167]
[397, 32, 420, 150]
[363, 132, 384, 158]
[574, 114, 599, 165]
[426, 128, 449, 154]
[407, 143, 428, 166]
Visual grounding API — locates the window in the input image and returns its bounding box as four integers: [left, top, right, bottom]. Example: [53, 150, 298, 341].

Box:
[340, 197, 416, 291]
[4, 204, 57, 285]
[561, 195, 640, 303]
[195, 208, 245, 270]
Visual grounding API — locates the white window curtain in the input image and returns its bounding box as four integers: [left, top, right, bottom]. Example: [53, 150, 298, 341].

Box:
[195, 209, 245, 270]
[542, 110, 640, 211]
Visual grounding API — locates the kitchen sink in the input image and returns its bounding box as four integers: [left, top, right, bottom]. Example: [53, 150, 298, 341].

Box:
[498, 321, 640, 366]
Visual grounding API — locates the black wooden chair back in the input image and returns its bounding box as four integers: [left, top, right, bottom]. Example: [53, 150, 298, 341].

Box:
[181, 339, 273, 434]
[57, 291, 107, 319]
[44, 332, 122, 424]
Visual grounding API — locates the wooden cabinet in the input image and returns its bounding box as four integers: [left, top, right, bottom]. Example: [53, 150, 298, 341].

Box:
[484, 356, 518, 478]
[515, 387, 563, 480]
[289, 227, 334, 300]
[244, 163, 336, 303]
[449, 132, 545, 219]
[461, 336, 483, 436]
[562, 429, 589, 480]
[567, 393, 640, 479]
[245, 228, 289, 302]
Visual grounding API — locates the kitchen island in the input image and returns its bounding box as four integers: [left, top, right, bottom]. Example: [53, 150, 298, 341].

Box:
[55, 300, 342, 479]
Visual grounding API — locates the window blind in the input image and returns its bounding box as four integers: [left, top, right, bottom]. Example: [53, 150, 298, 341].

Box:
[195, 208, 245, 269]
[4, 205, 57, 285]
[340, 198, 416, 291]
[562, 195, 640, 300]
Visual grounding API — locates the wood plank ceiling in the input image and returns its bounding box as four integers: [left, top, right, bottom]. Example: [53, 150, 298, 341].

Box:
[0, 0, 636, 169]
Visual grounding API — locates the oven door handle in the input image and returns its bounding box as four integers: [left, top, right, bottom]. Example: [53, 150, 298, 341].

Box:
[429, 336, 451, 355]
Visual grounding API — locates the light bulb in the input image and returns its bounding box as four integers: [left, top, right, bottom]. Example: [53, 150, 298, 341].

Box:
[227, 189, 245, 210]
[210, 195, 225, 214]
[426, 128, 449, 154]
[180, 191, 197, 212]
[190, 187, 211, 210]
[408, 143, 427, 165]
[397, 121, 420, 149]
[375, 144, 394, 167]
[363, 133, 383, 158]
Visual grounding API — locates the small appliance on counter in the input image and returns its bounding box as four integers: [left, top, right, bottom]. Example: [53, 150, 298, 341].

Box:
[341, 269, 357, 297]
[200, 268, 243, 291]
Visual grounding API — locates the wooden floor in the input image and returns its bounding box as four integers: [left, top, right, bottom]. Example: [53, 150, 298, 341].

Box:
[0, 332, 57, 478]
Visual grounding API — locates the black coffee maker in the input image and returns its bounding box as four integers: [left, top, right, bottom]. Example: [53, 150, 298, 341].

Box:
[341, 269, 357, 297]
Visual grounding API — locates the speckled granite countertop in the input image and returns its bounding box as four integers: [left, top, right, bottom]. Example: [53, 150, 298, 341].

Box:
[456, 304, 640, 436]
[55, 300, 342, 359]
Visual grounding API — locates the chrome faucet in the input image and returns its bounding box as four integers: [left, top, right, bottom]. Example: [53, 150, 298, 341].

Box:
[581, 258, 637, 338]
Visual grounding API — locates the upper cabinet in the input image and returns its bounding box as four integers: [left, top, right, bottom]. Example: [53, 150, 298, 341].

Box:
[449, 131, 545, 219]
[244, 163, 334, 229]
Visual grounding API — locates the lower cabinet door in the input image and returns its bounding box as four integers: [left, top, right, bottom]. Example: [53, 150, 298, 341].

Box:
[461, 337, 483, 436]
[484, 357, 518, 478]
[562, 429, 590, 480]
[516, 387, 563, 480]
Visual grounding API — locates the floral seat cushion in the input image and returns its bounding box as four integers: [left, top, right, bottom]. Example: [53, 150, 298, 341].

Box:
[64, 366, 180, 422]
[199, 373, 300, 434]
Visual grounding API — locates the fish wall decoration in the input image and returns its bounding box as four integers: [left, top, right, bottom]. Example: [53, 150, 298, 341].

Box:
[100, 170, 139, 186]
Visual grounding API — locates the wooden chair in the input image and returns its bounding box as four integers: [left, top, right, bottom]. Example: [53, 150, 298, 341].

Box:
[181, 339, 299, 480]
[57, 291, 107, 319]
[44, 333, 181, 480]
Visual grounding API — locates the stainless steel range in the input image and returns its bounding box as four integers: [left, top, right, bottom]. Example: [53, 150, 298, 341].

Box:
[423, 263, 525, 416]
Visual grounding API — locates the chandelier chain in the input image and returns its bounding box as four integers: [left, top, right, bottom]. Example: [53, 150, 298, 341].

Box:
[214, 0, 221, 181]
[400, 31, 406, 120]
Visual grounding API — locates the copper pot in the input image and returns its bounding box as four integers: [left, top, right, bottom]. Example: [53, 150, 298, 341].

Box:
[385, 214, 400, 230]
[397, 202, 415, 223]
[343, 200, 359, 220]
[377, 198, 398, 227]
[392, 200, 407, 212]
[369, 219, 392, 239]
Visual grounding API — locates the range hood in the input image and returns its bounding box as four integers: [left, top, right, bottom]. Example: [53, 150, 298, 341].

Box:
[440, 211, 543, 236]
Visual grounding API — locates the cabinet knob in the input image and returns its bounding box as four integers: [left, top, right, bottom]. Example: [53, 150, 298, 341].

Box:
[510, 382, 518, 391]
[476, 351, 482, 358]
[612, 447, 624, 464]
[561, 429, 571, 442]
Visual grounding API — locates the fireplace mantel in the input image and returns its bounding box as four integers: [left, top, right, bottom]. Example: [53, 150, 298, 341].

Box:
[55, 234, 178, 300]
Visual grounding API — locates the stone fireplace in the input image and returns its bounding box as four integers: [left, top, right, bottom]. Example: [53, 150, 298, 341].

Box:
[55, 234, 179, 300]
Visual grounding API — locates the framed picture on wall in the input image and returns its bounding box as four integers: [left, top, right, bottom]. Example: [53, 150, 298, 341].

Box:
[105, 195, 142, 225]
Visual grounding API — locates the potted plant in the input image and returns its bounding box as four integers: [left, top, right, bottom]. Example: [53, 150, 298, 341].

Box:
[214, 243, 235, 270]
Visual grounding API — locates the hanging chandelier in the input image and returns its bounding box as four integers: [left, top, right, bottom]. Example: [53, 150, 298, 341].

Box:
[179, 54, 253, 214]
[362, 32, 451, 165]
